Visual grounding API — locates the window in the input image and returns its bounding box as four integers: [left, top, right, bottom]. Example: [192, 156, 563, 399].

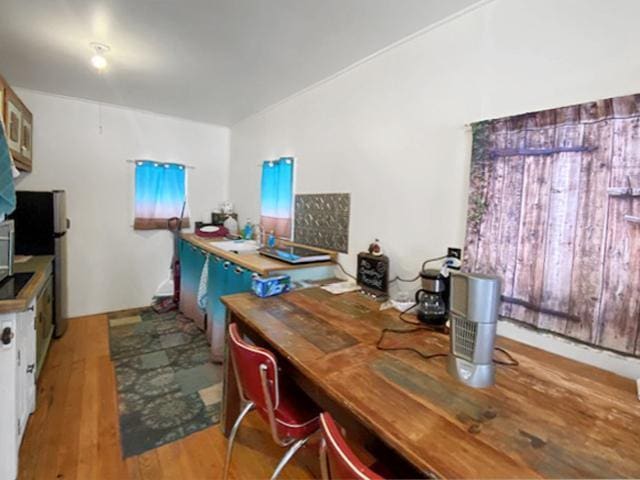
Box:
[134, 160, 189, 230]
[260, 157, 294, 238]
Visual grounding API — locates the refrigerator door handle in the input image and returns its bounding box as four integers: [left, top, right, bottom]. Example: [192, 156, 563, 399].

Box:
[67, 218, 70, 230]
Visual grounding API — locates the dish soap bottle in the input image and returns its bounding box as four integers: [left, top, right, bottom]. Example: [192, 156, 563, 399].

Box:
[267, 231, 277, 248]
[242, 220, 254, 240]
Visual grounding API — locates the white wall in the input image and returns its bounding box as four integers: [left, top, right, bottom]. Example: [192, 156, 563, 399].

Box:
[229, 0, 640, 378]
[15, 89, 230, 318]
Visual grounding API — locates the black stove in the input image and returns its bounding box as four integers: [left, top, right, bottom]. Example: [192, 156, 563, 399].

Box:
[0, 272, 34, 300]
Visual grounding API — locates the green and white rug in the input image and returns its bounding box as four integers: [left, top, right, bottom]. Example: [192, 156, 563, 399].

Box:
[108, 308, 222, 457]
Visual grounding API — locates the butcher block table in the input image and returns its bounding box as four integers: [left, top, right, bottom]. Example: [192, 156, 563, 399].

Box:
[221, 288, 640, 479]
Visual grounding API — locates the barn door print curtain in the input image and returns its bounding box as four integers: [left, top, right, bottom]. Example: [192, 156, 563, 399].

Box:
[260, 157, 294, 238]
[134, 160, 190, 230]
[464, 93, 640, 357]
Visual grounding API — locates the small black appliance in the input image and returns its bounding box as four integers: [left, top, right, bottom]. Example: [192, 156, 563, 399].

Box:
[415, 269, 449, 325]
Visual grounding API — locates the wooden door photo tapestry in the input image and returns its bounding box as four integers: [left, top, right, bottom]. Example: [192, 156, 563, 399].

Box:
[463, 93, 640, 357]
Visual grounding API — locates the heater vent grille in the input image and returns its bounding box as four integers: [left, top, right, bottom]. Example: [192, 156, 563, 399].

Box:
[452, 315, 477, 361]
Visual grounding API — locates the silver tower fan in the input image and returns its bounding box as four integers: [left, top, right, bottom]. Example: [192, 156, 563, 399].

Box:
[447, 271, 502, 388]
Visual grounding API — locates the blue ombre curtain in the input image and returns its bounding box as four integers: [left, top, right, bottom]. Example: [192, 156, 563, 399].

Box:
[260, 157, 294, 238]
[134, 160, 189, 229]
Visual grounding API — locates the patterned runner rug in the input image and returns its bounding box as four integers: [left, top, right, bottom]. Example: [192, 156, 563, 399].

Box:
[108, 308, 221, 457]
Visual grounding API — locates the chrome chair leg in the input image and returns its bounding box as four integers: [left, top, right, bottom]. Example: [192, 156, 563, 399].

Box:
[319, 439, 330, 480]
[270, 434, 313, 480]
[223, 401, 255, 480]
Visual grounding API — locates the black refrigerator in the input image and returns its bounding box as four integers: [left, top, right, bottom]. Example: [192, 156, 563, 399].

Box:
[9, 190, 69, 337]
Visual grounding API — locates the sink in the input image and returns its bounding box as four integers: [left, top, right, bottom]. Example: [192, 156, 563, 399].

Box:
[210, 240, 259, 254]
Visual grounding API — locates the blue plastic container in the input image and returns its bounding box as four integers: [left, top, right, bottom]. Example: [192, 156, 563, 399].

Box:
[252, 274, 291, 298]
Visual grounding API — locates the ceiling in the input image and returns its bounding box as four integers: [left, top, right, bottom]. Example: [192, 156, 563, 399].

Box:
[0, 0, 480, 125]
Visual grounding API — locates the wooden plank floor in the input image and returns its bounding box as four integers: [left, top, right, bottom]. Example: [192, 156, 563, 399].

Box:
[18, 314, 314, 480]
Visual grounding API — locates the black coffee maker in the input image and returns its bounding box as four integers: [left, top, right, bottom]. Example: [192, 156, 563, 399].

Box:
[415, 269, 449, 326]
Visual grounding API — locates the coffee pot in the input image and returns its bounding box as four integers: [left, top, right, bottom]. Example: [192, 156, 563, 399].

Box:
[415, 269, 449, 326]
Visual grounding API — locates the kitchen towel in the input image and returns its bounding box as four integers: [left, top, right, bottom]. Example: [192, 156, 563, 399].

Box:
[197, 255, 209, 310]
[0, 117, 16, 217]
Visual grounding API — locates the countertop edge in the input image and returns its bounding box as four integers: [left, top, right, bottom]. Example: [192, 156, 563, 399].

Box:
[0, 255, 54, 314]
[181, 233, 336, 275]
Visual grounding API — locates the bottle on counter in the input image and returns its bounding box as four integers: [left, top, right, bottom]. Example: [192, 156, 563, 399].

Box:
[242, 220, 254, 240]
[255, 224, 265, 246]
[223, 215, 238, 236]
[267, 231, 276, 248]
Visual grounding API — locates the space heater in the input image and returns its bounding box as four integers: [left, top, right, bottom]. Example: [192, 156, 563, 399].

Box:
[447, 271, 501, 388]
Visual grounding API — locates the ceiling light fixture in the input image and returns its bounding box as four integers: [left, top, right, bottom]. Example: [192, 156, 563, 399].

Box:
[90, 42, 110, 71]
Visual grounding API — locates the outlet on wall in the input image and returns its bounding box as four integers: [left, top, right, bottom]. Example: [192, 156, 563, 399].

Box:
[447, 247, 462, 260]
[447, 247, 462, 270]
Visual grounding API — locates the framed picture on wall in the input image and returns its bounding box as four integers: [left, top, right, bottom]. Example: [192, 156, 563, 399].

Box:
[6, 91, 22, 152]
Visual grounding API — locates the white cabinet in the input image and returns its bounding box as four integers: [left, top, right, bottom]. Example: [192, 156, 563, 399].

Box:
[0, 300, 36, 480]
[16, 306, 36, 439]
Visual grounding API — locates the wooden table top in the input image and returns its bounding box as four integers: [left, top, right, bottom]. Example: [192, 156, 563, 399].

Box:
[181, 233, 335, 276]
[0, 255, 54, 314]
[222, 288, 640, 479]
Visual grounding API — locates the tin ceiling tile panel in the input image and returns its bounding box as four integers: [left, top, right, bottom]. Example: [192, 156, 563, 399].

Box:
[294, 193, 350, 253]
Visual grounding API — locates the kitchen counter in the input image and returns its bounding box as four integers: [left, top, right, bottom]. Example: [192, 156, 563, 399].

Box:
[0, 256, 54, 314]
[181, 233, 336, 276]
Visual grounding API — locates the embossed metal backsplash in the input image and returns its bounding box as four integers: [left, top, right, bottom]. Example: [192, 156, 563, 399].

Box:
[294, 193, 350, 253]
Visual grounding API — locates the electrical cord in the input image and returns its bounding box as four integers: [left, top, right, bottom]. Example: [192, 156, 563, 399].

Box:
[376, 327, 448, 360]
[376, 303, 520, 367]
[336, 261, 357, 280]
[389, 273, 420, 284]
[397, 302, 450, 331]
[336, 252, 518, 366]
[398, 302, 420, 325]
[376, 302, 449, 358]
[339, 254, 451, 284]
[493, 346, 519, 366]
[421, 254, 449, 272]
[389, 255, 449, 284]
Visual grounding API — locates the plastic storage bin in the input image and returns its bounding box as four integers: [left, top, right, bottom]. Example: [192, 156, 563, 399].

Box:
[252, 274, 291, 298]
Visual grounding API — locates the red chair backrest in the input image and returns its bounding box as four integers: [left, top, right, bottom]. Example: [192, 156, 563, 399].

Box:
[228, 323, 279, 411]
[320, 413, 384, 480]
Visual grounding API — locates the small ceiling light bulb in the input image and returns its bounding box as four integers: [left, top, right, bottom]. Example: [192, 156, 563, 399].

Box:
[90, 42, 110, 71]
[91, 54, 107, 70]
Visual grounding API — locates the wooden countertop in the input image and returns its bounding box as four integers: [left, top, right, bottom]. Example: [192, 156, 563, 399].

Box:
[181, 233, 335, 276]
[0, 255, 54, 314]
[222, 288, 640, 478]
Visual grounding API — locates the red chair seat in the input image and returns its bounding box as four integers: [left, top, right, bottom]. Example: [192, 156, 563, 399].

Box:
[320, 412, 384, 480]
[256, 379, 320, 439]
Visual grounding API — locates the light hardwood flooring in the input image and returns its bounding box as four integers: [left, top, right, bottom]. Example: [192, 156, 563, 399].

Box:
[18, 313, 313, 480]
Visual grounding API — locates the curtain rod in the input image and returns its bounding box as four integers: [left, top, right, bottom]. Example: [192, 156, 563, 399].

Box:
[256, 157, 295, 167]
[126, 159, 195, 170]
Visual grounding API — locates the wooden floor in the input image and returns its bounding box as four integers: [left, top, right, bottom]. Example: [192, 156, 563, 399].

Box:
[18, 314, 314, 480]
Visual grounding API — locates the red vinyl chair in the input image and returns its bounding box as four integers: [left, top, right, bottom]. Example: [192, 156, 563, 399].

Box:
[224, 323, 320, 480]
[319, 413, 384, 480]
